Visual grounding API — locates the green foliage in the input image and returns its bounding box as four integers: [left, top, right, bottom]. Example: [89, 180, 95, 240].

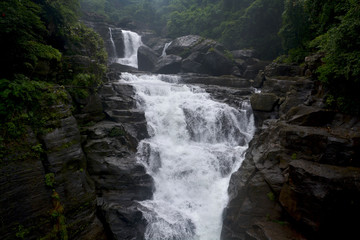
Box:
[45, 173, 56, 187]
[15, 225, 30, 239]
[267, 192, 275, 201]
[279, 0, 360, 114]
[314, 1, 360, 114]
[109, 127, 125, 137]
[279, 0, 310, 56]
[0, 75, 70, 161]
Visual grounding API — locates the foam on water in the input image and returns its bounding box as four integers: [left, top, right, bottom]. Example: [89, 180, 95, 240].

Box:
[120, 73, 255, 240]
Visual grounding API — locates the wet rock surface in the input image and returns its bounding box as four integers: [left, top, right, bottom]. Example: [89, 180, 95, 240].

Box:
[82, 65, 154, 240]
[221, 63, 360, 240]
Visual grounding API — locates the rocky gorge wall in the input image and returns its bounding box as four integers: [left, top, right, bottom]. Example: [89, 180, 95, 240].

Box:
[221, 62, 360, 240]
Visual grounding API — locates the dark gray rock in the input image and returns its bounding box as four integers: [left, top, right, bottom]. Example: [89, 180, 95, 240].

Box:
[137, 45, 159, 72]
[181, 52, 206, 74]
[264, 63, 303, 77]
[166, 35, 204, 57]
[231, 49, 257, 59]
[142, 37, 172, 55]
[166, 35, 224, 58]
[280, 160, 360, 239]
[154, 55, 182, 74]
[82, 20, 124, 60]
[82, 77, 154, 240]
[250, 93, 279, 112]
[243, 60, 270, 79]
[252, 70, 266, 88]
[180, 75, 251, 88]
[202, 49, 235, 76]
[222, 60, 360, 240]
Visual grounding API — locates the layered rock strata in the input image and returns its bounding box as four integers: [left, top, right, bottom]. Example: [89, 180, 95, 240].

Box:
[221, 63, 360, 240]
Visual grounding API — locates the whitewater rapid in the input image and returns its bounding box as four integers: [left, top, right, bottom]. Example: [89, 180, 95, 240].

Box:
[119, 73, 255, 240]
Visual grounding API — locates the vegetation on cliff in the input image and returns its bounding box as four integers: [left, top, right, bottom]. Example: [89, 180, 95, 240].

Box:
[0, 0, 107, 161]
[0, 1, 107, 238]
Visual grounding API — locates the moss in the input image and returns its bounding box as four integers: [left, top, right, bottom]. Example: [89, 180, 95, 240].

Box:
[224, 49, 234, 61]
[15, 225, 30, 239]
[45, 173, 55, 188]
[267, 192, 275, 201]
[108, 127, 125, 137]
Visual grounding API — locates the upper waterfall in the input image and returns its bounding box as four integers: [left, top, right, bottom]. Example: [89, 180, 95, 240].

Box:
[108, 28, 143, 68]
[120, 73, 255, 240]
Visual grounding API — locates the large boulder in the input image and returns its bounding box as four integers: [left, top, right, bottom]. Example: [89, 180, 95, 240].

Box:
[202, 49, 235, 76]
[231, 49, 257, 59]
[181, 52, 206, 74]
[166, 35, 224, 57]
[154, 55, 182, 74]
[166, 35, 204, 56]
[265, 63, 303, 77]
[280, 160, 360, 238]
[250, 93, 279, 112]
[137, 45, 159, 72]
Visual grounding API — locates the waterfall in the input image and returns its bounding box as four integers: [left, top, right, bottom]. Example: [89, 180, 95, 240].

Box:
[117, 30, 143, 68]
[161, 42, 172, 57]
[108, 28, 143, 68]
[119, 73, 255, 240]
[108, 28, 117, 59]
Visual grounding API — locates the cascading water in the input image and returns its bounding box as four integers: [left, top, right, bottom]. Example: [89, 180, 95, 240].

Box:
[117, 30, 143, 68]
[161, 42, 172, 57]
[108, 28, 143, 68]
[119, 73, 255, 240]
[108, 28, 118, 60]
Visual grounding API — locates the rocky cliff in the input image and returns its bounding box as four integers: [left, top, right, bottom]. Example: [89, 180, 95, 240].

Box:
[221, 61, 360, 240]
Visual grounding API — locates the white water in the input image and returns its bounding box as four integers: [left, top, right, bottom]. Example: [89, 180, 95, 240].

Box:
[108, 28, 143, 68]
[108, 27, 117, 59]
[161, 42, 172, 57]
[117, 30, 143, 68]
[119, 73, 255, 240]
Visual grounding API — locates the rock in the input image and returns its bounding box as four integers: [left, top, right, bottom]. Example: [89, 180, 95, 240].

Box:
[202, 49, 235, 76]
[264, 63, 303, 77]
[82, 21, 124, 60]
[76, 93, 105, 124]
[279, 160, 360, 239]
[137, 45, 159, 72]
[304, 53, 324, 73]
[142, 37, 172, 55]
[154, 55, 182, 74]
[166, 35, 204, 57]
[243, 60, 270, 79]
[222, 58, 360, 239]
[180, 75, 251, 88]
[252, 70, 266, 88]
[83, 78, 155, 239]
[250, 93, 279, 112]
[231, 49, 257, 59]
[181, 52, 206, 74]
[166, 35, 224, 58]
[285, 105, 336, 127]
[108, 62, 141, 74]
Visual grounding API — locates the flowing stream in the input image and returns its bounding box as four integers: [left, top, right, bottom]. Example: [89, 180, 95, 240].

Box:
[115, 30, 255, 240]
